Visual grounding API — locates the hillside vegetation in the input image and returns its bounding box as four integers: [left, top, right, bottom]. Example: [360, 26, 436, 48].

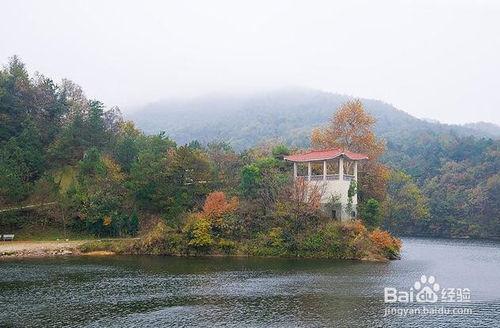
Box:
[129, 87, 498, 150]
[0, 57, 401, 260]
[130, 89, 500, 239]
[1, 57, 498, 241]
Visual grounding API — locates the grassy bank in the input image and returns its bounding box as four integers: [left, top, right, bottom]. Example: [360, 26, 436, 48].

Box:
[5, 228, 97, 242]
[79, 220, 401, 262]
[0, 221, 401, 261]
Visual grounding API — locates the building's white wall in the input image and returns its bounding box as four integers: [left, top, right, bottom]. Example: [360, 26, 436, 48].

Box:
[318, 180, 356, 205]
[294, 157, 361, 222]
[308, 180, 357, 221]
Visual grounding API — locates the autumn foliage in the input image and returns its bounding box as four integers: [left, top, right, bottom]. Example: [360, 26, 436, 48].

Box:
[311, 99, 389, 201]
[343, 219, 368, 235]
[369, 228, 402, 257]
[286, 177, 323, 214]
[202, 191, 239, 218]
[182, 191, 239, 252]
[311, 100, 384, 157]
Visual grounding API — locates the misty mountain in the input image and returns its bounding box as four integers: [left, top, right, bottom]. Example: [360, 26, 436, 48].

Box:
[462, 122, 500, 138]
[128, 87, 496, 150]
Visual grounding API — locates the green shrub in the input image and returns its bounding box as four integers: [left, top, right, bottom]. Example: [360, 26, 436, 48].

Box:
[131, 220, 185, 255]
[217, 239, 237, 254]
[79, 240, 128, 253]
[302, 233, 324, 252]
[360, 198, 382, 228]
[268, 227, 285, 249]
[184, 216, 213, 253]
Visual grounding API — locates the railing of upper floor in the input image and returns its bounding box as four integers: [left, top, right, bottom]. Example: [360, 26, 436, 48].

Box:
[343, 174, 355, 181]
[297, 174, 355, 181]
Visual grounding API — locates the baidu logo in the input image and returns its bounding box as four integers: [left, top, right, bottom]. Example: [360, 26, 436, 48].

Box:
[384, 275, 470, 304]
[414, 275, 440, 302]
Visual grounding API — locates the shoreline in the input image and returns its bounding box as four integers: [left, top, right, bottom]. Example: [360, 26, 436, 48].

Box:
[0, 240, 86, 258]
[4, 235, 497, 260]
[0, 240, 393, 262]
[0, 238, 143, 259]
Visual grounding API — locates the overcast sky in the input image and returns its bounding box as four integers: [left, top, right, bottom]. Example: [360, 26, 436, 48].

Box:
[1, 0, 499, 124]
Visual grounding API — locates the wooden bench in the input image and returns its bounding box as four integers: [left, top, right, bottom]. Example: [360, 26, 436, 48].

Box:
[1, 234, 15, 241]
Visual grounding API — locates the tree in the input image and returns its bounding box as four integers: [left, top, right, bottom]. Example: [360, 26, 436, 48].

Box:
[166, 146, 212, 218]
[202, 191, 239, 218]
[421, 142, 500, 238]
[383, 170, 429, 235]
[128, 136, 213, 222]
[346, 180, 357, 215]
[66, 148, 136, 236]
[0, 122, 44, 204]
[474, 174, 500, 237]
[272, 144, 290, 159]
[360, 198, 381, 228]
[199, 191, 239, 238]
[0, 151, 31, 204]
[273, 177, 325, 234]
[240, 157, 290, 212]
[184, 215, 213, 251]
[311, 100, 384, 157]
[128, 133, 176, 212]
[311, 99, 389, 201]
[113, 121, 141, 172]
[206, 141, 241, 192]
[0, 56, 31, 143]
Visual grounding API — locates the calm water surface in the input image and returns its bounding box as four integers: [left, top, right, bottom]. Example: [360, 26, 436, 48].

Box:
[0, 238, 499, 327]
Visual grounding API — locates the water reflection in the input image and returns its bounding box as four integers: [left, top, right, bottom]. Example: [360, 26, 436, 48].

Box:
[0, 238, 499, 327]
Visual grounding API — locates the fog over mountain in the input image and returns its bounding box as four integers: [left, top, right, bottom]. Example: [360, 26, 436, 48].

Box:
[3, 1, 499, 125]
[129, 88, 498, 150]
[463, 122, 500, 138]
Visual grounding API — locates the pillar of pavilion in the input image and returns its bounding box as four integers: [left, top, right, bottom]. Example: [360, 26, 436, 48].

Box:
[284, 148, 368, 221]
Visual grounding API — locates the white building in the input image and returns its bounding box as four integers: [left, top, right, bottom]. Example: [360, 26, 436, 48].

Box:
[284, 148, 368, 221]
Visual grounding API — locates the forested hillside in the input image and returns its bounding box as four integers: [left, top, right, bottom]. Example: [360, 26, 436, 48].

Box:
[129, 87, 498, 150]
[1, 57, 498, 241]
[0, 57, 403, 259]
[463, 122, 500, 138]
[130, 89, 500, 239]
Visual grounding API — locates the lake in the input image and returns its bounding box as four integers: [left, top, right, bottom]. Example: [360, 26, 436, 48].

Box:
[0, 238, 499, 327]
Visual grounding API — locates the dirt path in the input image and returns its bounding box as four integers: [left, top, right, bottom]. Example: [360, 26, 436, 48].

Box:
[0, 240, 86, 258]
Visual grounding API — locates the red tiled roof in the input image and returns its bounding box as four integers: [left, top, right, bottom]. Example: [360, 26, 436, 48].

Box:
[284, 148, 369, 162]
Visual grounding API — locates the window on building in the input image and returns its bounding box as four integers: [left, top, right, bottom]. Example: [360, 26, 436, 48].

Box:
[296, 163, 308, 177]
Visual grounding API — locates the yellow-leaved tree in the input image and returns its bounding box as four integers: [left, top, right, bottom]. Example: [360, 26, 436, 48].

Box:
[311, 99, 389, 201]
